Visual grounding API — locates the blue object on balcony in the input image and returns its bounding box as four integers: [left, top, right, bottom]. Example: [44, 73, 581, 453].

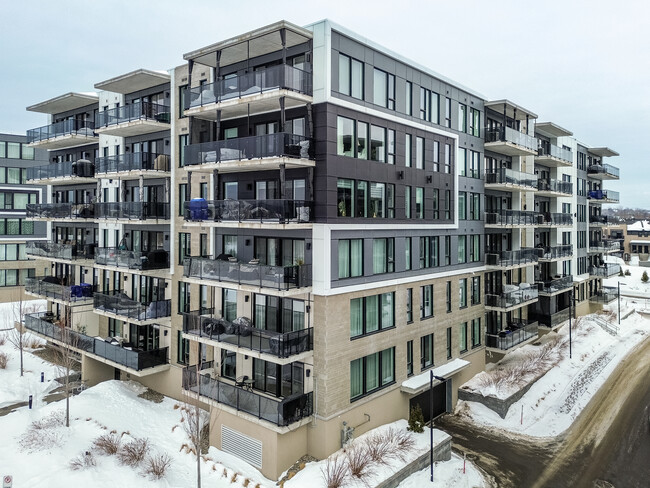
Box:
[71, 285, 82, 298]
[189, 198, 209, 221]
[80, 283, 93, 297]
[589, 190, 603, 199]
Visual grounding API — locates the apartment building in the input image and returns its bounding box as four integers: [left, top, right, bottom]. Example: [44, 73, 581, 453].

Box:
[22, 19, 621, 479]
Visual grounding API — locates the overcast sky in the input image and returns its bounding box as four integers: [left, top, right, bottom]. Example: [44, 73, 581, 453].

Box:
[1, 0, 647, 206]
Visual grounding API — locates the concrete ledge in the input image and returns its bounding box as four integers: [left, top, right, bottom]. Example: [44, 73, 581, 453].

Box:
[458, 378, 539, 419]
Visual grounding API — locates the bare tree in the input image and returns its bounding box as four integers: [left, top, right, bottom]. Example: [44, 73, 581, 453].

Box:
[7, 292, 45, 376]
[53, 305, 80, 428]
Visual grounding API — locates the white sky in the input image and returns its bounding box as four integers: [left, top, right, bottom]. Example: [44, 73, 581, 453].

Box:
[1, 0, 647, 205]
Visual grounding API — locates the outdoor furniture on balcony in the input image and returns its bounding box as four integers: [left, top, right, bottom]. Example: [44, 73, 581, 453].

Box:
[485, 248, 541, 267]
[589, 263, 621, 278]
[587, 189, 619, 203]
[27, 119, 96, 144]
[24, 277, 95, 302]
[486, 283, 538, 309]
[27, 159, 96, 182]
[185, 198, 313, 223]
[484, 168, 538, 190]
[95, 152, 170, 175]
[485, 210, 542, 226]
[538, 212, 573, 226]
[26, 241, 96, 261]
[26, 203, 95, 219]
[588, 163, 619, 179]
[537, 245, 573, 261]
[537, 275, 573, 294]
[94, 291, 171, 321]
[536, 179, 573, 195]
[486, 320, 538, 350]
[95, 247, 169, 270]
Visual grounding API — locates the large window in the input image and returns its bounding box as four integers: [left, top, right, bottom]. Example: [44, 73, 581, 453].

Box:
[0, 142, 34, 160]
[469, 108, 480, 137]
[420, 333, 434, 370]
[416, 137, 424, 169]
[370, 126, 386, 162]
[470, 235, 480, 262]
[178, 135, 188, 167]
[432, 141, 440, 172]
[444, 144, 451, 174]
[0, 192, 38, 210]
[405, 186, 411, 218]
[254, 295, 304, 333]
[337, 178, 394, 219]
[419, 236, 439, 269]
[179, 233, 190, 262]
[471, 276, 481, 305]
[406, 288, 413, 323]
[178, 281, 190, 314]
[460, 322, 468, 353]
[0, 244, 27, 261]
[419, 88, 439, 123]
[459, 104, 467, 132]
[407, 340, 413, 376]
[458, 192, 467, 220]
[337, 116, 355, 157]
[459, 278, 468, 308]
[405, 82, 413, 116]
[469, 150, 481, 178]
[373, 68, 395, 109]
[0, 219, 33, 235]
[459, 148, 467, 177]
[177, 330, 190, 365]
[222, 288, 237, 322]
[350, 292, 395, 338]
[338, 239, 363, 279]
[0, 268, 33, 287]
[415, 187, 424, 219]
[405, 237, 412, 271]
[471, 318, 482, 348]
[458, 236, 467, 264]
[339, 54, 364, 99]
[470, 192, 481, 220]
[372, 238, 394, 274]
[420, 284, 433, 319]
[350, 347, 395, 400]
[405, 134, 412, 168]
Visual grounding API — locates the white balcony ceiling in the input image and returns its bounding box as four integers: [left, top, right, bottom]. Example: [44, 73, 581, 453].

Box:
[27, 92, 98, 114]
[95, 69, 170, 94]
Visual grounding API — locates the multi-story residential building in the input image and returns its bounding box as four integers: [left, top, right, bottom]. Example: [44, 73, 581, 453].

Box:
[0, 134, 48, 302]
[22, 19, 622, 479]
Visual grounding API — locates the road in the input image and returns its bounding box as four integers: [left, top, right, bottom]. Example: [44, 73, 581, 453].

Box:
[438, 336, 650, 487]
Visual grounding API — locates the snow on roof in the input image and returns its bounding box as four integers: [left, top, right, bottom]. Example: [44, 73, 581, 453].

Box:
[401, 358, 470, 394]
[627, 220, 650, 231]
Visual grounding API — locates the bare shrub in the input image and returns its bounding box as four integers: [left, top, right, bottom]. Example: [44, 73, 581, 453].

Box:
[393, 429, 415, 452]
[25, 337, 43, 349]
[118, 437, 150, 467]
[321, 455, 349, 488]
[0, 351, 8, 369]
[0, 334, 6, 345]
[365, 431, 394, 465]
[93, 433, 122, 455]
[31, 410, 65, 430]
[144, 452, 172, 480]
[69, 451, 96, 470]
[230, 472, 239, 483]
[346, 444, 373, 481]
[19, 411, 66, 453]
[242, 478, 250, 487]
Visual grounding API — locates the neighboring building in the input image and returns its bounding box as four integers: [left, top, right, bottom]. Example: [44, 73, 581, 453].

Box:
[608, 220, 650, 259]
[22, 19, 623, 479]
[0, 133, 48, 302]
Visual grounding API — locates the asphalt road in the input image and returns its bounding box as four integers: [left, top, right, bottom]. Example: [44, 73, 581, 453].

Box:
[438, 336, 650, 488]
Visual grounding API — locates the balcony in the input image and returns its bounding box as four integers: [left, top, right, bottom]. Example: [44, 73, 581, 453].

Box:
[485, 248, 541, 269]
[95, 202, 170, 221]
[588, 190, 619, 204]
[588, 163, 619, 180]
[537, 212, 573, 227]
[27, 119, 98, 150]
[538, 275, 573, 295]
[589, 263, 621, 278]
[589, 214, 616, 226]
[182, 367, 313, 427]
[536, 179, 573, 197]
[26, 241, 96, 262]
[485, 284, 538, 311]
[530, 307, 572, 328]
[95, 152, 170, 178]
[26, 203, 94, 220]
[182, 310, 313, 359]
[183, 257, 311, 291]
[538, 245, 573, 261]
[535, 144, 573, 167]
[24, 312, 168, 373]
[183, 64, 312, 121]
[94, 291, 171, 322]
[589, 240, 621, 253]
[485, 210, 541, 228]
[183, 133, 314, 172]
[185, 199, 313, 225]
[486, 320, 539, 351]
[590, 286, 618, 304]
[484, 126, 538, 156]
[484, 168, 538, 192]
[26, 160, 96, 185]
[94, 102, 171, 137]
[24, 277, 95, 304]
[95, 248, 169, 271]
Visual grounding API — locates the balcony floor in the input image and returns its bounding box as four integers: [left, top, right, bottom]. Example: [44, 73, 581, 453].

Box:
[28, 134, 99, 150]
[484, 141, 537, 157]
[94, 120, 170, 137]
[534, 154, 572, 168]
[183, 155, 315, 174]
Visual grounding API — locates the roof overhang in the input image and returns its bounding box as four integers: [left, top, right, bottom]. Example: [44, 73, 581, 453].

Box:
[95, 69, 170, 94]
[589, 147, 619, 157]
[400, 358, 470, 395]
[183, 20, 312, 68]
[485, 99, 538, 120]
[27, 92, 98, 114]
[535, 121, 573, 138]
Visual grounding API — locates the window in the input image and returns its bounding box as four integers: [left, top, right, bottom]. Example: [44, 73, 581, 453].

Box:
[469, 108, 480, 137]
[445, 97, 451, 127]
[0, 219, 33, 236]
[338, 239, 363, 278]
[7, 143, 20, 159]
[179, 183, 187, 216]
[405, 82, 413, 116]
[471, 276, 481, 305]
[179, 233, 190, 262]
[405, 134, 412, 168]
[350, 292, 395, 338]
[223, 235, 237, 258]
[370, 126, 386, 162]
[178, 135, 188, 167]
[460, 322, 468, 353]
[357, 121, 368, 159]
[406, 288, 413, 323]
[178, 281, 190, 314]
[416, 137, 424, 169]
[431, 237, 439, 267]
[387, 129, 395, 164]
[337, 116, 355, 157]
[470, 193, 481, 220]
[373, 238, 394, 274]
[200, 233, 208, 257]
[471, 318, 481, 348]
[469, 150, 481, 178]
[470, 235, 480, 262]
[338, 178, 393, 218]
[420, 333, 434, 370]
[415, 187, 424, 219]
[419, 88, 439, 123]
[459, 148, 467, 177]
[432, 189, 439, 219]
[339, 54, 364, 99]
[444, 190, 451, 220]
[458, 104, 467, 132]
[458, 236, 467, 264]
[446, 327, 452, 359]
[350, 347, 395, 400]
[459, 278, 468, 308]
[0, 244, 27, 261]
[387, 184, 395, 218]
[446, 281, 452, 312]
[405, 237, 412, 271]
[420, 284, 433, 319]
[445, 236, 451, 265]
[432, 141, 440, 172]
[405, 186, 411, 218]
[419, 237, 430, 269]
[177, 330, 190, 364]
[458, 192, 467, 220]
[179, 85, 187, 117]
[222, 288, 237, 322]
[407, 341, 413, 376]
[373, 68, 395, 109]
[444, 144, 451, 174]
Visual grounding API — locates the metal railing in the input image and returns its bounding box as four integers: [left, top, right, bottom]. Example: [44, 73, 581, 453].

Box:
[538, 275, 573, 294]
[486, 286, 538, 308]
[95, 152, 170, 174]
[184, 132, 313, 167]
[588, 163, 619, 178]
[26, 241, 96, 260]
[184, 64, 312, 110]
[589, 240, 621, 252]
[182, 367, 313, 427]
[24, 312, 168, 370]
[530, 307, 572, 328]
[24, 277, 96, 302]
[27, 160, 95, 180]
[485, 210, 542, 226]
[537, 179, 573, 195]
[486, 320, 538, 350]
[182, 311, 313, 359]
[183, 257, 311, 290]
[185, 199, 313, 223]
[538, 245, 573, 260]
[95, 248, 169, 270]
[539, 213, 573, 226]
[94, 290, 171, 320]
[589, 263, 621, 278]
[26, 203, 95, 219]
[589, 214, 614, 225]
[537, 144, 572, 163]
[96, 101, 170, 128]
[95, 202, 170, 220]
[485, 248, 541, 267]
[485, 126, 538, 153]
[590, 287, 618, 304]
[27, 119, 96, 143]
[485, 168, 537, 189]
[588, 190, 619, 202]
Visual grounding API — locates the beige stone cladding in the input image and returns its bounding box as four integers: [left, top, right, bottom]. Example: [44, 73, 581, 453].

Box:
[1, 256, 48, 303]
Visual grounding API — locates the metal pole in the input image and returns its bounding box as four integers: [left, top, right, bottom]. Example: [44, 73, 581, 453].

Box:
[618, 281, 621, 325]
[569, 291, 572, 359]
[430, 370, 433, 483]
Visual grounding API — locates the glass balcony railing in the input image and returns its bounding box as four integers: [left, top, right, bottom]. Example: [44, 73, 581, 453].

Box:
[485, 210, 542, 226]
[537, 179, 573, 195]
[183, 257, 311, 290]
[589, 240, 621, 252]
[94, 290, 171, 321]
[485, 126, 538, 153]
[486, 320, 538, 350]
[485, 248, 541, 267]
[27, 119, 96, 143]
[590, 287, 618, 304]
[182, 367, 313, 427]
[184, 133, 313, 167]
[95, 202, 170, 220]
[182, 310, 313, 359]
[588, 190, 619, 202]
[588, 163, 619, 178]
[589, 263, 621, 278]
[24, 277, 96, 302]
[24, 312, 168, 370]
[95, 248, 169, 270]
[538, 275, 573, 294]
[26, 203, 94, 219]
[530, 308, 572, 328]
[486, 285, 538, 308]
[27, 160, 95, 180]
[184, 199, 313, 223]
[95, 102, 170, 128]
[184, 64, 312, 110]
[95, 152, 170, 174]
[26, 241, 96, 260]
[539, 212, 573, 226]
[589, 215, 614, 225]
[537, 144, 572, 163]
[538, 245, 573, 260]
[485, 168, 537, 189]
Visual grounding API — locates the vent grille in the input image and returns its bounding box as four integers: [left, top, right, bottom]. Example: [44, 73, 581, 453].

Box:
[221, 425, 263, 468]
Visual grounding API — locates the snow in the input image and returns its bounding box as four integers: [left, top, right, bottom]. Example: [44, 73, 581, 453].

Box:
[402, 358, 470, 392]
[626, 220, 650, 231]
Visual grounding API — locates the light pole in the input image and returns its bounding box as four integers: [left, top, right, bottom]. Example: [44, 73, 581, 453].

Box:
[618, 281, 621, 325]
[430, 372, 446, 483]
[568, 289, 573, 359]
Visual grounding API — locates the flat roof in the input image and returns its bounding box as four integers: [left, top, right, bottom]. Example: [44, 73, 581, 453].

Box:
[27, 92, 98, 114]
[485, 99, 538, 120]
[535, 121, 573, 138]
[183, 20, 312, 68]
[589, 147, 619, 157]
[95, 69, 170, 94]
